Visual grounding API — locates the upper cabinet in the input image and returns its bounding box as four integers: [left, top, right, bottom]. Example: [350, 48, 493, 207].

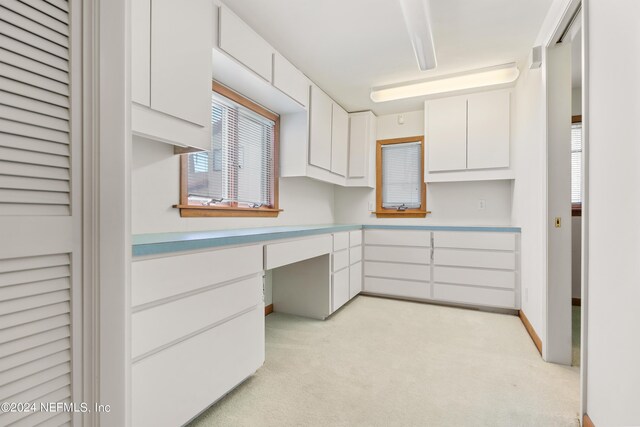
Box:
[467, 91, 510, 169]
[219, 5, 274, 82]
[331, 103, 349, 177]
[309, 85, 333, 171]
[273, 53, 309, 107]
[131, 0, 213, 151]
[347, 111, 377, 188]
[426, 96, 467, 172]
[425, 89, 513, 182]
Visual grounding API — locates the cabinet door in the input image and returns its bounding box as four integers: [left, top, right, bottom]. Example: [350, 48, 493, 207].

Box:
[467, 91, 510, 169]
[348, 113, 368, 178]
[273, 53, 308, 107]
[132, 0, 150, 106]
[426, 96, 467, 172]
[331, 103, 349, 177]
[349, 262, 362, 299]
[150, 0, 212, 127]
[309, 85, 333, 170]
[219, 5, 274, 82]
[332, 268, 350, 312]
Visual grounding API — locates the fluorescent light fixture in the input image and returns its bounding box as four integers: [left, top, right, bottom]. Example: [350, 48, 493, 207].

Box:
[399, 0, 437, 71]
[370, 63, 520, 103]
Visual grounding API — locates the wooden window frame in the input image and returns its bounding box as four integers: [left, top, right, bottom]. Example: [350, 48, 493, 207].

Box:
[175, 82, 281, 217]
[374, 136, 428, 218]
[572, 115, 582, 217]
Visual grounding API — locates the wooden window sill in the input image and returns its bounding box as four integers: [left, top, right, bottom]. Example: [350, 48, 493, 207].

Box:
[373, 211, 430, 219]
[174, 205, 282, 218]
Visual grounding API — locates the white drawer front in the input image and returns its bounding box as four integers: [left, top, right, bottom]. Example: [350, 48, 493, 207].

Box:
[333, 232, 350, 251]
[364, 246, 430, 264]
[434, 266, 515, 290]
[433, 283, 516, 309]
[132, 306, 264, 427]
[132, 245, 263, 307]
[132, 275, 262, 359]
[434, 231, 516, 251]
[349, 262, 362, 299]
[364, 277, 430, 300]
[349, 230, 362, 247]
[434, 249, 515, 270]
[265, 235, 332, 270]
[332, 268, 350, 312]
[364, 230, 431, 247]
[349, 246, 362, 264]
[333, 249, 349, 272]
[365, 261, 430, 282]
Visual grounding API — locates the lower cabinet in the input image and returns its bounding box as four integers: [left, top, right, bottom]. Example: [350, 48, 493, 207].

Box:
[131, 246, 265, 427]
[363, 229, 520, 310]
[331, 231, 363, 313]
[332, 267, 350, 312]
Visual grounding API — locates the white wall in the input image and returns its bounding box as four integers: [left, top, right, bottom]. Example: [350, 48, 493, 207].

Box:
[335, 110, 514, 226]
[586, 0, 640, 424]
[511, 61, 547, 343]
[132, 137, 336, 234]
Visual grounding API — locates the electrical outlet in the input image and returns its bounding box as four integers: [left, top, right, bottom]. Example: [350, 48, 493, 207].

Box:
[555, 217, 561, 228]
[478, 199, 486, 210]
[368, 201, 374, 211]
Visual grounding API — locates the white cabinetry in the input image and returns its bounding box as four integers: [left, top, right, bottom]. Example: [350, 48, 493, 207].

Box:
[273, 53, 309, 107]
[331, 103, 349, 177]
[363, 228, 520, 310]
[309, 85, 333, 171]
[332, 231, 363, 312]
[347, 111, 377, 188]
[131, 0, 213, 150]
[426, 96, 467, 172]
[425, 89, 512, 182]
[467, 91, 510, 169]
[131, 245, 264, 427]
[219, 5, 273, 82]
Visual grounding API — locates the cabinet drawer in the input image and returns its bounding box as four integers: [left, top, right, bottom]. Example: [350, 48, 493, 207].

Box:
[132, 306, 264, 427]
[132, 245, 263, 307]
[333, 249, 349, 272]
[349, 230, 362, 247]
[349, 262, 362, 299]
[433, 283, 516, 309]
[332, 268, 349, 312]
[265, 235, 332, 270]
[219, 5, 273, 82]
[364, 230, 431, 247]
[273, 52, 308, 107]
[434, 266, 515, 290]
[350, 246, 362, 264]
[365, 261, 430, 282]
[333, 232, 349, 251]
[132, 275, 262, 359]
[434, 231, 516, 251]
[364, 277, 430, 300]
[434, 249, 515, 270]
[364, 246, 430, 264]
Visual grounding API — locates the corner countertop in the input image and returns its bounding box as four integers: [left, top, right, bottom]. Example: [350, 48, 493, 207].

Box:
[132, 224, 521, 257]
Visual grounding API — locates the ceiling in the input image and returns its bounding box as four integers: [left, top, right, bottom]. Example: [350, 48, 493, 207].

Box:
[225, 0, 555, 115]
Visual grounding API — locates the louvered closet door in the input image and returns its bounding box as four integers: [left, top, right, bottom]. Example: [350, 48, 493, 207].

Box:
[0, 1, 82, 426]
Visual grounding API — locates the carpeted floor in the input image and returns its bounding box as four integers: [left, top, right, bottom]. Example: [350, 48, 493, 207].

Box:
[189, 296, 580, 427]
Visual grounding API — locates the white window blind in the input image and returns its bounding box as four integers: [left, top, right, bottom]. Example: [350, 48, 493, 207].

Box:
[571, 122, 582, 204]
[381, 141, 422, 209]
[187, 92, 275, 207]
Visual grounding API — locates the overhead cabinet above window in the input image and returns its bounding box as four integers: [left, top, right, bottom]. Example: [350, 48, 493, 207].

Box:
[131, 0, 213, 151]
[425, 90, 512, 182]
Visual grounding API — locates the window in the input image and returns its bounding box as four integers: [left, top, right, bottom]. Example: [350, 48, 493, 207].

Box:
[571, 115, 582, 216]
[375, 136, 427, 218]
[177, 83, 280, 217]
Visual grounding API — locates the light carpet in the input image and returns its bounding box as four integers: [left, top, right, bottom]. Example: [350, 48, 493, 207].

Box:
[189, 295, 580, 427]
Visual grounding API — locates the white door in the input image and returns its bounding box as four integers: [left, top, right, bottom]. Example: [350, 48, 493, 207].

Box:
[426, 96, 467, 172]
[0, 1, 83, 425]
